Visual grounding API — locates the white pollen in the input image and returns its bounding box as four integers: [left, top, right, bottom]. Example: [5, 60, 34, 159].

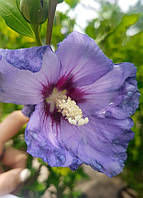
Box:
[56, 96, 89, 126]
[84, 117, 89, 124]
[68, 118, 77, 125]
[46, 88, 89, 126]
[75, 115, 82, 121]
[78, 119, 85, 126]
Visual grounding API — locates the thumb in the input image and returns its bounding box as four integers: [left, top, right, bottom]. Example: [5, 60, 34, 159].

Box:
[0, 168, 30, 195]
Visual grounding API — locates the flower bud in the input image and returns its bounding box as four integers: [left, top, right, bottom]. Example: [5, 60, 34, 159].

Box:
[20, 0, 49, 24]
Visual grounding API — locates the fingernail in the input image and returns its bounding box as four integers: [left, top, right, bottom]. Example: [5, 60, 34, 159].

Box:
[20, 169, 31, 182]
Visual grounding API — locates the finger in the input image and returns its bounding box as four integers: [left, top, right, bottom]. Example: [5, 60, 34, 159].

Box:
[0, 111, 29, 144]
[0, 194, 20, 198]
[2, 148, 27, 169]
[0, 167, 3, 174]
[0, 168, 30, 195]
[0, 142, 4, 158]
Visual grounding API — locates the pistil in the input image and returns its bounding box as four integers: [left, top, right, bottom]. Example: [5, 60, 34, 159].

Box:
[46, 88, 89, 126]
[56, 96, 89, 126]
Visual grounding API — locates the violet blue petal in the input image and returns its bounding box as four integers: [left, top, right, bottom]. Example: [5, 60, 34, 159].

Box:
[80, 63, 139, 118]
[25, 103, 82, 167]
[59, 117, 134, 177]
[2, 46, 47, 72]
[22, 105, 35, 118]
[40, 47, 61, 83]
[56, 31, 113, 86]
[0, 47, 61, 104]
[81, 63, 136, 93]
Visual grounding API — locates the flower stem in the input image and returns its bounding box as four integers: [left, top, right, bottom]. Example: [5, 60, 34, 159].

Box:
[31, 24, 42, 46]
[46, 0, 58, 45]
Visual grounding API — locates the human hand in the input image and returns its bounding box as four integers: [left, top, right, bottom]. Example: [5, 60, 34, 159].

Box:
[0, 142, 4, 157]
[0, 111, 30, 195]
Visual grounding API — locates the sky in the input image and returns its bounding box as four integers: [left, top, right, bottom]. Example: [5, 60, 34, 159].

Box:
[57, 0, 139, 32]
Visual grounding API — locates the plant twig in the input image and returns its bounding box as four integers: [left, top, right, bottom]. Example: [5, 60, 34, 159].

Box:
[46, 0, 58, 45]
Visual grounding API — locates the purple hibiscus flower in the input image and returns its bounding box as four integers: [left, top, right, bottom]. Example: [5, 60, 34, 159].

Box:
[0, 32, 139, 177]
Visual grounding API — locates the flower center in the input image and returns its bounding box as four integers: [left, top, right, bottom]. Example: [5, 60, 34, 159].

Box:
[46, 88, 89, 126]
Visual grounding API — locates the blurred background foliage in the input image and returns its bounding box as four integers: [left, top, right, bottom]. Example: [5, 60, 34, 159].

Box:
[0, 0, 143, 197]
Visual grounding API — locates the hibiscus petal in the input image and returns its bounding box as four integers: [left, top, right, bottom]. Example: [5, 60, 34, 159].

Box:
[56, 31, 113, 86]
[22, 105, 36, 117]
[80, 63, 139, 118]
[0, 46, 61, 104]
[40, 47, 61, 83]
[81, 63, 137, 93]
[25, 103, 82, 167]
[2, 46, 47, 72]
[59, 117, 134, 177]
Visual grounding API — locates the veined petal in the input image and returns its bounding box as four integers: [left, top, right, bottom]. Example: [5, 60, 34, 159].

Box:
[25, 103, 81, 167]
[56, 31, 113, 86]
[79, 91, 119, 112]
[0, 46, 61, 105]
[80, 63, 139, 118]
[40, 47, 61, 83]
[81, 63, 137, 93]
[59, 117, 134, 177]
[80, 63, 136, 94]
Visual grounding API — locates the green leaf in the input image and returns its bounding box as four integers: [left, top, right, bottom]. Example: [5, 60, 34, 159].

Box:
[117, 14, 140, 32]
[65, 0, 79, 8]
[0, 0, 33, 37]
[99, 13, 140, 60]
